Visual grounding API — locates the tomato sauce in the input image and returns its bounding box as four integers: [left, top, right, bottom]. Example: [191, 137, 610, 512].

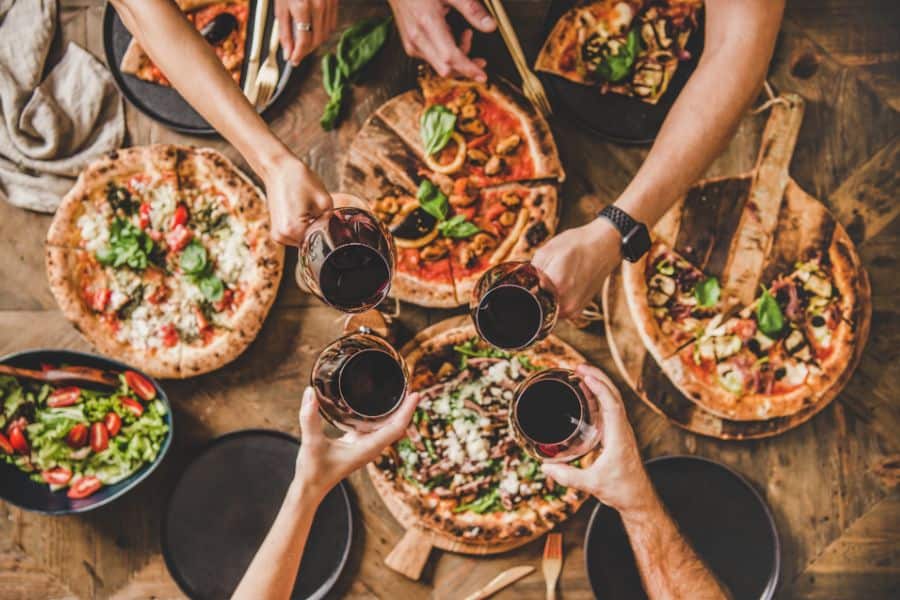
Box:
[398, 248, 452, 283]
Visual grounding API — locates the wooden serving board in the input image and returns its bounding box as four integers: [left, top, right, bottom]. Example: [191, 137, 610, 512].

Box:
[367, 315, 598, 579]
[604, 96, 872, 439]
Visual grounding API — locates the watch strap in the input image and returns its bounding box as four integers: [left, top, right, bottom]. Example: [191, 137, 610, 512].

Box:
[598, 205, 638, 237]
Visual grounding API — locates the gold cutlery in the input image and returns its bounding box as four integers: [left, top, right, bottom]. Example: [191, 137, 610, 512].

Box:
[254, 20, 281, 108]
[462, 565, 535, 600]
[0, 364, 119, 388]
[243, 0, 271, 102]
[542, 532, 563, 600]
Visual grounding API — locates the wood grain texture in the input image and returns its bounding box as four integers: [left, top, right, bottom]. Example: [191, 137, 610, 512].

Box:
[0, 1, 896, 598]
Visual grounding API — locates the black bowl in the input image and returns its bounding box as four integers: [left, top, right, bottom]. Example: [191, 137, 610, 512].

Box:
[0, 349, 174, 514]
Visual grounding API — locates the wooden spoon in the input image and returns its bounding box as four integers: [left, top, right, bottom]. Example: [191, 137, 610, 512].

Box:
[0, 364, 120, 388]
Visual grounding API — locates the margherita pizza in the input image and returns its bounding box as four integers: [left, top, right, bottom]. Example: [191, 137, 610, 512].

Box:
[341, 68, 563, 308]
[46, 145, 283, 379]
[536, 0, 702, 104]
[369, 324, 593, 543]
[120, 0, 250, 86]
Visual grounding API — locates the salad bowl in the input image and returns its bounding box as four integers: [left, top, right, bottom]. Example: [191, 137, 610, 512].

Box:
[0, 349, 173, 514]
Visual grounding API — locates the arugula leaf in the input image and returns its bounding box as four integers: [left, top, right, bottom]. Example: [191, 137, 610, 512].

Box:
[516, 355, 541, 372]
[96, 218, 155, 271]
[420, 105, 457, 156]
[757, 287, 785, 337]
[179, 241, 208, 275]
[437, 215, 480, 239]
[198, 276, 224, 303]
[423, 438, 437, 460]
[416, 179, 449, 221]
[454, 338, 510, 360]
[453, 487, 501, 514]
[694, 276, 720, 308]
[336, 16, 392, 79]
[595, 28, 641, 83]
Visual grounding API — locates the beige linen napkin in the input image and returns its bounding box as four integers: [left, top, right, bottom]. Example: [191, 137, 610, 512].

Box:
[0, 0, 124, 213]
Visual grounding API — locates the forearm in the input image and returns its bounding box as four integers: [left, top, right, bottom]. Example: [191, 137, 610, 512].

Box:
[621, 493, 731, 600]
[110, 0, 289, 176]
[615, 0, 784, 226]
[232, 480, 324, 600]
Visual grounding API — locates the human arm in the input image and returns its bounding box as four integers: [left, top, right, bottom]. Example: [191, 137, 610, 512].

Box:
[542, 365, 730, 600]
[388, 0, 496, 82]
[533, 0, 786, 316]
[109, 0, 333, 245]
[232, 386, 420, 600]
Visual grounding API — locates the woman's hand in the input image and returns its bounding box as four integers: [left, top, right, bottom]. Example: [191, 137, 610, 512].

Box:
[388, 0, 495, 82]
[542, 365, 655, 516]
[275, 0, 339, 66]
[260, 152, 333, 246]
[531, 218, 622, 318]
[294, 386, 420, 500]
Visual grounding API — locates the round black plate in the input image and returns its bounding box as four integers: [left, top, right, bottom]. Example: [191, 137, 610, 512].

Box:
[0, 349, 173, 515]
[539, 1, 705, 144]
[103, 1, 292, 135]
[162, 430, 352, 600]
[584, 456, 780, 600]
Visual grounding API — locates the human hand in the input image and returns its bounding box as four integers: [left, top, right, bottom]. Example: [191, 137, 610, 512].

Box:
[388, 0, 496, 81]
[531, 218, 622, 318]
[261, 153, 333, 246]
[275, 0, 339, 66]
[542, 365, 655, 516]
[294, 386, 420, 499]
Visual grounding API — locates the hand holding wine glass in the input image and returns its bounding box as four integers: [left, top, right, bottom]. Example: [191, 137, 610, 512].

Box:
[261, 152, 334, 247]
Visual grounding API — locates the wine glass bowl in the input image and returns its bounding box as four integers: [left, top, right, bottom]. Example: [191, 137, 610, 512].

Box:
[298, 206, 395, 313]
[510, 368, 602, 463]
[311, 332, 408, 433]
[470, 261, 559, 350]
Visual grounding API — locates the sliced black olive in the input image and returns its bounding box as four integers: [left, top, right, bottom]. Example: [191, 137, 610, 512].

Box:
[747, 338, 762, 356]
[200, 13, 239, 45]
[811, 315, 826, 327]
[390, 207, 438, 240]
[775, 367, 787, 380]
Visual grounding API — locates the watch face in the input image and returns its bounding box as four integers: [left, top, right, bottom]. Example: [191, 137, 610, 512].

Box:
[622, 223, 651, 262]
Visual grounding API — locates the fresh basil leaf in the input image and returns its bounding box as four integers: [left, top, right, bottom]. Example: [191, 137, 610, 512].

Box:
[454, 487, 500, 514]
[420, 105, 457, 156]
[198, 276, 224, 302]
[96, 217, 154, 271]
[180, 241, 208, 275]
[417, 180, 449, 221]
[595, 28, 641, 83]
[438, 215, 480, 239]
[321, 53, 343, 96]
[336, 16, 392, 79]
[694, 276, 720, 308]
[757, 287, 785, 337]
[96, 246, 115, 266]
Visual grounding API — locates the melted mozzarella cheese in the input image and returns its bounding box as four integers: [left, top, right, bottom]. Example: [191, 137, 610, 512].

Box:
[148, 185, 177, 230]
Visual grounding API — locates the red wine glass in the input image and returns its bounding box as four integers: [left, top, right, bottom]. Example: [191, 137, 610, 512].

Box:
[298, 205, 395, 313]
[509, 368, 602, 463]
[470, 261, 559, 350]
[311, 331, 408, 433]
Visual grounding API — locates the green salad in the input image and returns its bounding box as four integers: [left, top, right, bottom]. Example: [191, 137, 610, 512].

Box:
[0, 368, 169, 499]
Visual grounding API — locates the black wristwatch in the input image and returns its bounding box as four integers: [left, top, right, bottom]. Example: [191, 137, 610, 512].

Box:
[598, 205, 651, 262]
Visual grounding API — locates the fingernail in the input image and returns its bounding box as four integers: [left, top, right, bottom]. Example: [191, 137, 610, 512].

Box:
[481, 16, 494, 28]
[282, 47, 289, 61]
[303, 386, 315, 404]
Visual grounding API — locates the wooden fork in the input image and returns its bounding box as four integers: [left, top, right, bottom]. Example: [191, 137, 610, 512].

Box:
[253, 20, 281, 108]
[542, 532, 563, 600]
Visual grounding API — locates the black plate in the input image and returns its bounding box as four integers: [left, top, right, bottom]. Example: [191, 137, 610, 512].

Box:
[162, 430, 352, 600]
[584, 456, 780, 599]
[539, 1, 704, 144]
[0, 349, 173, 515]
[103, 1, 292, 135]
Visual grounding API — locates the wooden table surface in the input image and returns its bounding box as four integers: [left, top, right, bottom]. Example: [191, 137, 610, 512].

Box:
[1, 1, 898, 598]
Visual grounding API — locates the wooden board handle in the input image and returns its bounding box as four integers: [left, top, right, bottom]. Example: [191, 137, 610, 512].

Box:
[384, 527, 434, 580]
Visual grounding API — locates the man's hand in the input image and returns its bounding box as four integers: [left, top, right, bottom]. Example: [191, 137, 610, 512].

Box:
[275, 0, 339, 66]
[294, 386, 420, 499]
[388, 0, 495, 82]
[542, 364, 655, 516]
[260, 153, 333, 246]
[531, 218, 622, 318]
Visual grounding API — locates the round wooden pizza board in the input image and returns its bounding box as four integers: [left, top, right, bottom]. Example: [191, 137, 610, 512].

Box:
[603, 96, 872, 440]
[367, 315, 600, 579]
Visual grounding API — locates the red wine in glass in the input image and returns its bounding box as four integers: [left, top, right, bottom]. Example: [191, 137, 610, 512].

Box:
[471, 262, 559, 350]
[312, 332, 408, 433]
[299, 206, 395, 313]
[510, 369, 602, 462]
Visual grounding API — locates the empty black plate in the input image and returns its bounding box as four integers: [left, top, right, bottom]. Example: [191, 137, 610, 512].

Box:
[584, 456, 780, 600]
[538, 1, 704, 144]
[162, 430, 352, 600]
[103, 2, 292, 135]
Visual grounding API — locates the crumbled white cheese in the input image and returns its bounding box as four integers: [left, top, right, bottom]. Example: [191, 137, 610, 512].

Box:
[149, 185, 177, 230]
[783, 362, 809, 386]
[212, 224, 253, 284]
[500, 471, 519, 495]
[77, 211, 109, 253]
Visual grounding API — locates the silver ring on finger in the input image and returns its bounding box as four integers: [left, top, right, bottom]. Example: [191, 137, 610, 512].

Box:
[295, 21, 313, 32]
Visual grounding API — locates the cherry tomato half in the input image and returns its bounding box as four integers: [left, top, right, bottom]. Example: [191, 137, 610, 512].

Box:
[9, 427, 29, 454]
[90, 422, 109, 453]
[0, 432, 13, 454]
[120, 397, 144, 418]
[66, 423, 89, 448]
[67, 476, 102, 499]
[166, 224, 192, 252]
[5, 416, 27, 437]
[89, 288, 111, 313]
[48, 386, 81, 408]
[104, 412, 122, 437]
[41, 467, 72, 486]
[172, 203, 189, 228]
[124, 371, 156, 401]
[160, 323, 179, 348]
[139, 202, 152, 229]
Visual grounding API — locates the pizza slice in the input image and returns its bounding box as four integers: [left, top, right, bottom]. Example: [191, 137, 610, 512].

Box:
[120, 0, 250, 87]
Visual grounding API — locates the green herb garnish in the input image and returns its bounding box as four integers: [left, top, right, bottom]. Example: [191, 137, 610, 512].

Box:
[179, 241, 208, 275]
[420, 105, 457, 156]
[757, 287, 785, 337]
[437, 214, 480, 239]
[96, 218, 155, 271]
[454, 487, 501, 514]
[694, 276, 720, 308]
[595, 28, 641, 83]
